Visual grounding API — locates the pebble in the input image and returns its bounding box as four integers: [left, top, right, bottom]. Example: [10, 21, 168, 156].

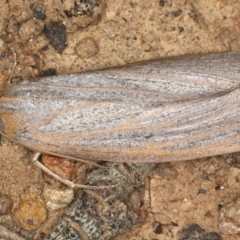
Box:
[179, 223, 222, 240]
[30, 3, 45, 13]
[43, 22, 67, 54]
[43, 185, 74, 211]
[12, 195, 47, 231]
[18, 19, 44, 40]
[154, 162, 178, 180]
[75, 37, 99, 59]
[0, 194, 13, 215]
[219, 196, 240, 234]
[127, 189, 142, 213]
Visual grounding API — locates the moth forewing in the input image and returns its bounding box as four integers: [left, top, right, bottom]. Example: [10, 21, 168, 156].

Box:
[0, 52, 240, 165]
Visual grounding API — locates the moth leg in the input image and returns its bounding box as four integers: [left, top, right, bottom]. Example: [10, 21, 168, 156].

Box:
[32, 153, 111, 189]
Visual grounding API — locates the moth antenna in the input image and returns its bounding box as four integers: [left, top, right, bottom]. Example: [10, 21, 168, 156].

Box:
[37, 151, 109, 169]
[33, 153, 113, 189]
[57, 154, 108, 169]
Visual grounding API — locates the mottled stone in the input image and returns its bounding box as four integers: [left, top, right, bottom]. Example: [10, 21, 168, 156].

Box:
[44, 163, 154, 240]
[179, 223, 222, 240]
[63, 0, 102, 30]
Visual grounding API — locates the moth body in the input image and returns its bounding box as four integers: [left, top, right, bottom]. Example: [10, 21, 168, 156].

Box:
[0, 53, 240, 162]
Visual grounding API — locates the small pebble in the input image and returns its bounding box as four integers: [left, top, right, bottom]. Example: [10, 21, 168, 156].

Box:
[19, 19, 44, 40]
[0, 194, 13, 215]
[75, 37, 99, 59]
[179, 223, 221, 240]
[127, 189, 142, 213]
[33, 12, 46, 21]
[219, 196, 240, 234]
[0, 38, 4, 48]
[43, 185, 74, 211]
[155, 162, 178, 180]
[12, 195, 47, 231]
[30, 3, 45, 13]
[204, 162, 220, 175]
[43, 22, 67, 54]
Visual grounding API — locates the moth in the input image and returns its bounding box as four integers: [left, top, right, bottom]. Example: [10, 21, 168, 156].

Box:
[0, 52, 240, 171]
